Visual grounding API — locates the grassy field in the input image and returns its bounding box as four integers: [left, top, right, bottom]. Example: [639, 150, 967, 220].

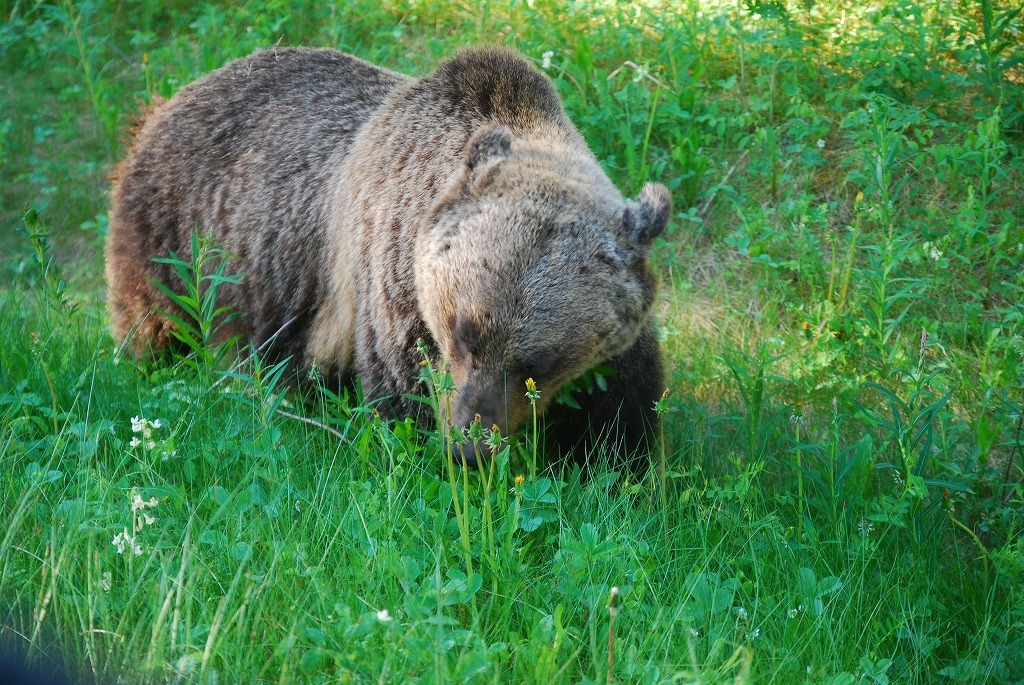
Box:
[2, 1, 1023, 683]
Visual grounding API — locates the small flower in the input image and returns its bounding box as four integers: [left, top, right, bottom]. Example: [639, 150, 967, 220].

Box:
[468, 414, 485, 442]
[541, 50, 554, 70]
[788, 607, 800, 619]
[143, 513, 156, 526]
[751, 626, 761, 638]
[129, 437, 141, 448]
[146, 441, 156, 450]
[113, 528, 142, 555]
[486, 424, 505, 451]
[922, 241, 943, 262]
[377, 609, 392, 623]
[132, 493, 159, 513]
[308, 360, 322, 382]
[525, 378, 540, 402]
[632, 63, 650, 83]
[816, 138, 826, 149]
[688, 627, 700, 638]
[858, 519, 875, 536]
[131, 416, 146, 433]
[514, 474, 525, 487]
[736, 606, 749, 621]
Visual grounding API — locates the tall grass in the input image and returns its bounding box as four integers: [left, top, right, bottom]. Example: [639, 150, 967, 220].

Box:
[1, 0, 1022, 682]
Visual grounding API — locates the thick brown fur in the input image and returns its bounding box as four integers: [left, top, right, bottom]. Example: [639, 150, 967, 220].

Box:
[107, 47, 670, 464]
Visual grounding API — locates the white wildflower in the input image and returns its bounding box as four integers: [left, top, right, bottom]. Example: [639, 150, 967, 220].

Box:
[131, 416, 146, 433]
[632, 63, 650, 83]
[112, 529, 140, 555]
[858, 519, 875, 536]
[816, 139, 826, 149]
[129, 437, 141, 448]
[377, 609, 392, 623]
[132, 494, 159, 512]
[751, 626, 760, 638]
[112, 531, 127, 555]
[922, 241, 942, 262]
[736, 606, 749, 620]
[541, 50, 554, 70]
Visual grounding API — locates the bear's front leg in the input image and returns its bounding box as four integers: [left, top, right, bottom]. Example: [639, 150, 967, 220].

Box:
[542, 324, 664, 470]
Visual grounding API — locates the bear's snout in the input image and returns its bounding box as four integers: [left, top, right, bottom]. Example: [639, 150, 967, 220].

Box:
[446, 377, 526, 466]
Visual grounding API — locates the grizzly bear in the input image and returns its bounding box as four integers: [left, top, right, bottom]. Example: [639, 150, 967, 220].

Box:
[106, 47, 669, 465]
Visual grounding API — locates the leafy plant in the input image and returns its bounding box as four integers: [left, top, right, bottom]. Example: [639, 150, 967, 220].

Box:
[150, 232, 244, 369]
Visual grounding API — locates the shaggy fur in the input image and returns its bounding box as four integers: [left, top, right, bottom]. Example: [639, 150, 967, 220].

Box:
[107, 46, 669, 462]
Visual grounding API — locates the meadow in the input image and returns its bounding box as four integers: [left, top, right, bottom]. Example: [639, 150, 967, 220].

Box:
[1, 0, 1022, 682]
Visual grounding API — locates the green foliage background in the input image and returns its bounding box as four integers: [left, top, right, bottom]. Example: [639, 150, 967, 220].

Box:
[1, 0, 1022, 683]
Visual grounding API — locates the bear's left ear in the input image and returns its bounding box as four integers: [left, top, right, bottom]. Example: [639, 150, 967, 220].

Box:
[464, 124, 513, 192]
[623, 183, 671, 246]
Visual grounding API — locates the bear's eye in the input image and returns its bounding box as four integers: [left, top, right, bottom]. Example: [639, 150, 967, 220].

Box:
[516, 351, 560, 381]
[453, 314, 481, 361]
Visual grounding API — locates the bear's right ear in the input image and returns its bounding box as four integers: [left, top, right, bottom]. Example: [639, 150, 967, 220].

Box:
[623, 182, 671, 246]
[463, 124, 513, 191]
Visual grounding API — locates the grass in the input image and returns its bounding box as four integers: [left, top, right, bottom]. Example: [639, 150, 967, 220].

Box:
[2, 0, 1023, 683]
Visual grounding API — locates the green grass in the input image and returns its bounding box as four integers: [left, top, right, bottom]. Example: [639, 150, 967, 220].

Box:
[2, 1, 1023, 683]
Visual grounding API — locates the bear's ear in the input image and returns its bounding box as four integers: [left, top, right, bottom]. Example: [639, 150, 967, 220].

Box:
[464, 124, 513, 191]
[623, 183, 671, 246]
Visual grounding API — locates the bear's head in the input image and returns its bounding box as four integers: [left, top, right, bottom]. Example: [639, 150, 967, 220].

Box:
[415, 124, 670, 460]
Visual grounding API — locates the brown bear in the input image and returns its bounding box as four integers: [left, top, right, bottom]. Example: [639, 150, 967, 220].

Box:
[106, 47, 669, 465]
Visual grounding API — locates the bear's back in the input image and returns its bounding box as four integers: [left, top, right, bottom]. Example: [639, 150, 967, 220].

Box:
[107, 48, 411, 360]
